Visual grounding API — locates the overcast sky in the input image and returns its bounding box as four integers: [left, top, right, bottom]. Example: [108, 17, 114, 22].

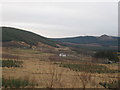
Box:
[1, 1, 118, 38]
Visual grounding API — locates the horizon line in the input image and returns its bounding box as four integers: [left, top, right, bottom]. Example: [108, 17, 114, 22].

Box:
[0, 25, 118, 38]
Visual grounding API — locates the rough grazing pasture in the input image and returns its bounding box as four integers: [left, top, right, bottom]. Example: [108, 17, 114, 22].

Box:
[2, 47, 119, 88]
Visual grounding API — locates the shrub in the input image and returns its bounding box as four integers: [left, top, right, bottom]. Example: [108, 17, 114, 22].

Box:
[2, 60, 23, 68]
[60, 63, 120, 73]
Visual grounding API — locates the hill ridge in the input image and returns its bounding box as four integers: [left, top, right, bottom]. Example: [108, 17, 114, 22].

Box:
[1, 27, 58, 48]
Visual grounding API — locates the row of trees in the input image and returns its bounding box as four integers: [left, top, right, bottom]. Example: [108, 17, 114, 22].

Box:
[93, 51, 119, 62]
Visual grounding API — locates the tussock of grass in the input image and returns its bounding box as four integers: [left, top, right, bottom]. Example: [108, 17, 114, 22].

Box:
[99, 80, 119, 89]
[2, 78, 38, 88]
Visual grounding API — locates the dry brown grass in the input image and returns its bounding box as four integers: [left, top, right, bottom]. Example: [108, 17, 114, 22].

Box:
[2, 47, 119, 88]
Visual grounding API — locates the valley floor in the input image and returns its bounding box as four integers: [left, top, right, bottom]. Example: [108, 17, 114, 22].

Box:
[1, 47, 119, 88]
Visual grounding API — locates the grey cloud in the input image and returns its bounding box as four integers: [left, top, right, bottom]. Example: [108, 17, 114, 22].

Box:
[1, 2, 118, 38]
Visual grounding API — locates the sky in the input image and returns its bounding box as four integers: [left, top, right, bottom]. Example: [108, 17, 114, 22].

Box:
[0, 0, 118, 38]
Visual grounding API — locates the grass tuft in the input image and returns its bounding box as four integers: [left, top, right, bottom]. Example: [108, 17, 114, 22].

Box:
[2, 78, 38, 88]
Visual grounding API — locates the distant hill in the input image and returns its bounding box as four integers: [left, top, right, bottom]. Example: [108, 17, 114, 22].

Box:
[1, 27, 118, 51]
[1, 27, 58, 48]
[52, 35, 118, 51]
[98, 34, 115, 41]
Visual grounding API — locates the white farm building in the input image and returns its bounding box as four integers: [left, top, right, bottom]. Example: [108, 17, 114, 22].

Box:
[59, 53, 67, 57]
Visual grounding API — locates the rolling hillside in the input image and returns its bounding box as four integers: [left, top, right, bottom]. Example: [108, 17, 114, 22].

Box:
[52, 35, 118, 51]
[1, 27, 58, 48]
[1, 27, 118, 51]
